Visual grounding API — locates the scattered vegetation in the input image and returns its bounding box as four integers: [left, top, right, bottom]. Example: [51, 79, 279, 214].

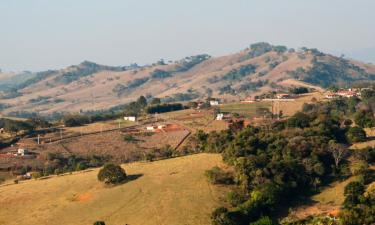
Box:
[222, 64, 257, 81]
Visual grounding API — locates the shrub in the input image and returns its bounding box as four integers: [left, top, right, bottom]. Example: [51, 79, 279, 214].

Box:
[98, 163, 127, 184]
[249, 216, 273, 225]
[32, 172, 42, 179]
[93, 221, 105, 225]
[211, 207, 236, 225]
[123, 134, 137, 143]
[346, 126, 367, 143]
[205, 167, 233, 185]
[227, 191, 245, 207]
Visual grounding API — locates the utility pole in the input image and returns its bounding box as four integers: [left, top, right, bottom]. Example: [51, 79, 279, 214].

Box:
[60, 129, 63, 140]
[37, 134, 40, 145]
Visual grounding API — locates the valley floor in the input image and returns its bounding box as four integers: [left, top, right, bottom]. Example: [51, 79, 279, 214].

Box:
[0, 153, 229, 225]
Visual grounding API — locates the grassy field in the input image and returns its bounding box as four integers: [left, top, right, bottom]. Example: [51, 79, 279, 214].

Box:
[0, 153, 229, 225]
[312, 176, 359, 205]
[219, 102, 271, 118]
[350, 128, 375, 149]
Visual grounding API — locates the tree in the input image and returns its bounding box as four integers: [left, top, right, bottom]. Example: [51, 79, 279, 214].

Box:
[346, 126, 367, 143]
[343, 181, 364, 208]
[98, 163, 127, 184]
[329, 142, 348, 167]
[354, 110, 375, 128]
[93, 221, 105, 225]
[136, 96, 147, 108]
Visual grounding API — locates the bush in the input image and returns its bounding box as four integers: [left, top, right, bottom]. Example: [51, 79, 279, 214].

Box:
[211, 207, 236, 225]
[32, 172, 42, 179]
[93, 221, 105, 225]
[205, 167, 233, 185]
[123, 134, 137, 143]
[249, 216, 273, 225]
[226, 191, 245, 207]
[98, 163, 127, 184]
[346, 126, 367, 143]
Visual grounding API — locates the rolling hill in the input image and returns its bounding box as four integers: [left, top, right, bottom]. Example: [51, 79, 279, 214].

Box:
[1, 43, 374, 116]
[0, 153, 229, 225]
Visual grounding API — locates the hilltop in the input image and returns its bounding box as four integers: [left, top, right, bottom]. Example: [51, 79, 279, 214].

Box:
[0, 43, 375, 116]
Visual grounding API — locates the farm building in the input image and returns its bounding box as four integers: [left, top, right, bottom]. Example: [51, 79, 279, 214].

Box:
[15, 148, 29, 156]
[216, 113, 224, 121]
[124, 116, 137, 122]
[209, 100, 220, 106]
[336, 90, 358, 98]
[216, 113, 232, 121]
[325, 92, 338, 99]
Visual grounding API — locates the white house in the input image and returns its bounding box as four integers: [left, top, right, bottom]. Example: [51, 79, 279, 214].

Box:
[157, 124, 166, 129]
[146, 126, 156, 131]
[16, 148, 28, 156]
[210, 100, 219, 106]
[216, 113, 224, 121]
[124, 116, 137, 122]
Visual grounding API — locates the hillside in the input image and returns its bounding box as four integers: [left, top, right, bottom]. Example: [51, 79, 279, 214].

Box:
[0, 153, 229, 225]
[1, 43, 374, 115]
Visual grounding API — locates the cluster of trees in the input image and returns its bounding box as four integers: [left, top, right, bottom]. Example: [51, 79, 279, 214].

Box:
[223, 64, 258, 81]
[112, 78, 149, 96]
[248, 42, 289, 58]
[0, 117, 51, 136]
[187, 95, 374, 224]
[289, 87, 309, 95]
[146, 103, 184, 114]
[151, 69, 171, 79]
[35, 153, 110, 177]
[302, 57, 374, 88]
[239, 80, 268, 92]
[55, 61, 125, 84]
[162, 91, 200, 103]
[175, 54, 211, 72]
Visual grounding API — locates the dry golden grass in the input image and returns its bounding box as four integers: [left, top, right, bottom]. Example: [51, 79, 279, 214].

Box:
[350, 128, 375, 149]
[312, 176, 359, 206]
[0, 153, 229, 225]
[278, 92, 326, 117]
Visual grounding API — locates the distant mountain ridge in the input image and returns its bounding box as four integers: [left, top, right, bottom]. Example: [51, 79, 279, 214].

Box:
[0, 42, 374, 116]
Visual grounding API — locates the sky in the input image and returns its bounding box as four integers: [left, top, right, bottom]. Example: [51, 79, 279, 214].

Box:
[0, 0, 374, 72]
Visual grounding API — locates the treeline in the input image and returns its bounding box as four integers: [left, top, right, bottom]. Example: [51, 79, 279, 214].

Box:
[186, 89, 375, 224]
[146, 103, 185, 114]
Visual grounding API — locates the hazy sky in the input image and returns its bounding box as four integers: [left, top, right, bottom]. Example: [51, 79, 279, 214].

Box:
[1, 0, 374, 71]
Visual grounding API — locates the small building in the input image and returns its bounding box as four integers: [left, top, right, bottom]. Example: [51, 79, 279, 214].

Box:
[157, 124, 166, 129]
[276, 94, 291, 99]
[216, 113, 224, 121]
[210, 100, 220, 106]
[124, 116, 137, 122]
[0, 128, 4, 133]
[336, 90, 357, 98]
[146, 126, 156, 131]
[16, 148, 29, 156]
[325, 92, 337, 99]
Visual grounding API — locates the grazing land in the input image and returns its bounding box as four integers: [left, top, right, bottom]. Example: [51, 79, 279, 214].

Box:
[0, 153, 229, 225]
[219, 101, 271, 117]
